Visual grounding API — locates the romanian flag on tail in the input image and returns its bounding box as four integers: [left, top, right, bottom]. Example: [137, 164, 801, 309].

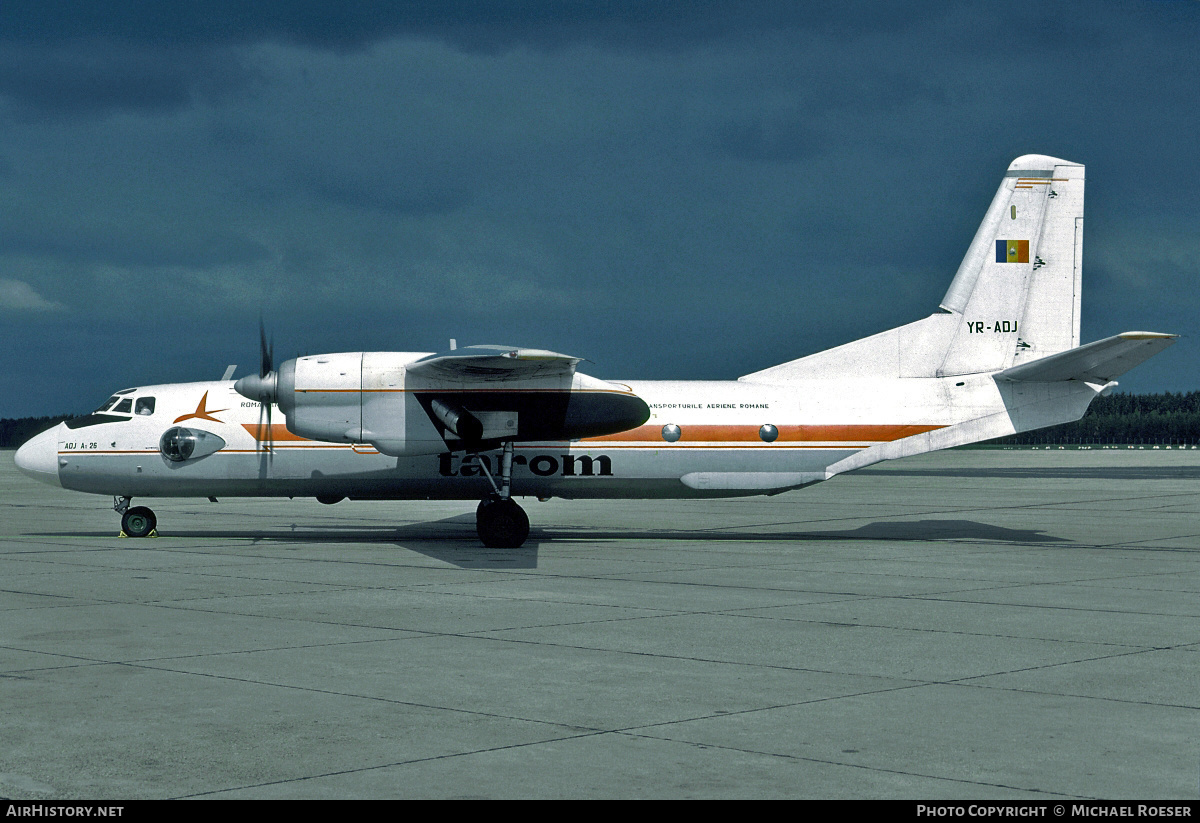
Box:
[996, 239, 1029, 263]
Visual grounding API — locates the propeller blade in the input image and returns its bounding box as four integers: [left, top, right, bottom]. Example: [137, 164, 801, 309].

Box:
[267, 393, 273, 465]
[256, 391, 271, 477]
[259, 319, 274, 377]
[239, 320, 279, 404]
[259, 319, 276, 471]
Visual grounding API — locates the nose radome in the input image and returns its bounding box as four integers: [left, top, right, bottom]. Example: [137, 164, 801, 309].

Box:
[14, 425, 62, 487]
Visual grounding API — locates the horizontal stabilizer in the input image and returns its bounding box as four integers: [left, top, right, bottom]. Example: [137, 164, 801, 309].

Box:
[994, 332, 1176, 384]
[408, 345, 582, 382]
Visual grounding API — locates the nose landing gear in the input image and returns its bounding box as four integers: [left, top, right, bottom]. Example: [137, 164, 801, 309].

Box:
[115, 496, 157, 538]
[466, 442, 530, 548]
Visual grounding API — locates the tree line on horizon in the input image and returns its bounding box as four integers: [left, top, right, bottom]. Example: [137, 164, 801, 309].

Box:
[1, 414, 76, 449]
[4, 392, 1200, 449]
[985, 391, 1200, 446]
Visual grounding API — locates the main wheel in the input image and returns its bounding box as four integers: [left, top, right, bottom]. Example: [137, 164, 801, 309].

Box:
[476, 498, 530, 548]
[121, 506, 157, 538]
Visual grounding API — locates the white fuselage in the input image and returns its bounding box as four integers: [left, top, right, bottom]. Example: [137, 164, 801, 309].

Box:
[19, 370, 1033, 502]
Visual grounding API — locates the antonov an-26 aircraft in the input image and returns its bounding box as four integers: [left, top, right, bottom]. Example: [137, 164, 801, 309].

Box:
[15, 155, 1176, 547]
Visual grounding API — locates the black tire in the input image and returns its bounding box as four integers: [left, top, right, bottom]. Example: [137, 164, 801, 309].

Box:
[121, 506, 157, 538]
[476, 498, 530, 548]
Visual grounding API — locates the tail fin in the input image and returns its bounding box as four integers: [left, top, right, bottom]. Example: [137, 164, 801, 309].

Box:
[938, 154, 1084, 374]
[741, 154, 1085, 383]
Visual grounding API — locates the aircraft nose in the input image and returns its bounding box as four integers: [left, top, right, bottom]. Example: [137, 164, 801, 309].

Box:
[14, 425, 62, 487]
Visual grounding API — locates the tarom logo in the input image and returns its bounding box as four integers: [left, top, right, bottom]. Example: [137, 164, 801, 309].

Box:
[439, 453, 613, 478]
[174, 391, 227, 424]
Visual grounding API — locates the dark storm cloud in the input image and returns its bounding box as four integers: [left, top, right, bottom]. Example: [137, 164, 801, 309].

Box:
[0, 223, 271, 270]
[0, 1, 1197, 417]
[717, 113, 827, 163]
[1, 1, 952, 50]
[0, 2, 952, 118]
[0, 42, 255, 117]
[309, 175, 473, 216]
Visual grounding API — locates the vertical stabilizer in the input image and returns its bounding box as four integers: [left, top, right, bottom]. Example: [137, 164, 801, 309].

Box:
[937, 154, 1084, 375]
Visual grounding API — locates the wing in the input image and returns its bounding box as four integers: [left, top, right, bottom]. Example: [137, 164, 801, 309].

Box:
[403, 345, 648, 445]
[406, 345, 583, 382]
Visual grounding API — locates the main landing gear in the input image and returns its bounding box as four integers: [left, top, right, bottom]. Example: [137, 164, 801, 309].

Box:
[467, 442, 530, 548]
[115, 496, 157, 538]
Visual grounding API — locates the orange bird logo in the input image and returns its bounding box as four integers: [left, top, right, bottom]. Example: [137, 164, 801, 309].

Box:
[174, 392, 227, 424]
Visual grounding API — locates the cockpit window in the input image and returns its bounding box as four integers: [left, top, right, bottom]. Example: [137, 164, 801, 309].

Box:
[69, 391, 144, 429]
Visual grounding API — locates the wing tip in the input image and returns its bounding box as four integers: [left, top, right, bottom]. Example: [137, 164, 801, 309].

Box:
[1117, 331, 1178, 341]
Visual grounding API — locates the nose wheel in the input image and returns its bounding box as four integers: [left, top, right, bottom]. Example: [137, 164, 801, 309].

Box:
[115, 497, 157, 538]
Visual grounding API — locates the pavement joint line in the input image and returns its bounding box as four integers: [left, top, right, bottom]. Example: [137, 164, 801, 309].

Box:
[5, 568, 1198, 637]
[608, 730, 1087, 799]
[178, 678, 1090, 800]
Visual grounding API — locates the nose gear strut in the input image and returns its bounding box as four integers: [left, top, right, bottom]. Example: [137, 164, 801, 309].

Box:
[465, 442, 529, 548]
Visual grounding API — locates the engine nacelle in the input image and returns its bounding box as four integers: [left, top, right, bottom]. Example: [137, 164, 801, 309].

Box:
[239, 349, 650, 457]
[273, 352, 446, 456]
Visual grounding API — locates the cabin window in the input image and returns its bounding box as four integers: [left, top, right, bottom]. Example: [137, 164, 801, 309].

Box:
[112, 398, 133, 414]
[135, 397, 156, 416]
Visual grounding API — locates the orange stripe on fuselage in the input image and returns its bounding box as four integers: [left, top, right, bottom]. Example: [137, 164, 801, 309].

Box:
[582, 423, 945, 444]
[241, 423, 313, 442]
[236, 422, 944, 447]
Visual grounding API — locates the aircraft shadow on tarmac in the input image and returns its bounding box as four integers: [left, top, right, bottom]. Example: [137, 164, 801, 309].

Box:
[547, 518, 1069, 546]
[784, 519, 1068, 544]
[858, 466, 1200, 480]
[29, 517, 1064, 570]
[30, 513, 541, 569]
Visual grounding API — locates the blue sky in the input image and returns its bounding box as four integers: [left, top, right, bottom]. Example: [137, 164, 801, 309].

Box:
[1, 1, 1197, 416]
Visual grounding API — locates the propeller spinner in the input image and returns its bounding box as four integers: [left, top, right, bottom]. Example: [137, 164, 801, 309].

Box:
[234, 322, 279, 404]
[232, 321, 282, 469]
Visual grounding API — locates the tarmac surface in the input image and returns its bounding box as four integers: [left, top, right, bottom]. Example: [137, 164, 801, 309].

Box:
[1, 447, 1198, 799]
